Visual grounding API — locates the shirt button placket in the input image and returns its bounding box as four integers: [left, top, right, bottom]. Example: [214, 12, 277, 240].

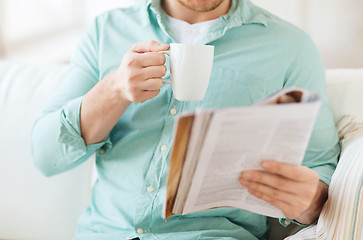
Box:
[99, 147, 106, 155]
[170, 107, 177, 115]
[160, 145, 167, 152]
[147, 186, 154, 193]
[137, 228, 144, 234]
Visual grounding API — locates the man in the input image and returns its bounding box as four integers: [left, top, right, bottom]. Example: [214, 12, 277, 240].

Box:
[31, 0, 340, 239]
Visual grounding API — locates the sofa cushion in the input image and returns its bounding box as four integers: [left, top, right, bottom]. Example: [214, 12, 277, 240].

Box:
[0, 61, 93, 240]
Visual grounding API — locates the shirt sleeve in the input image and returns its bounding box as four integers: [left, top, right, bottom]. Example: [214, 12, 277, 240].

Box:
[31, 17, 111, 177]
[278, 34, 340, 226]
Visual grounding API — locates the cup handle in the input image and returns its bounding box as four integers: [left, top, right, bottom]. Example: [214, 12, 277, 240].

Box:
[159, 50, 171, 84]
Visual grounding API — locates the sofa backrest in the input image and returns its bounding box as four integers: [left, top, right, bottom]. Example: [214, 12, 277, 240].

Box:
[326, 69, 363, 122]
[0, 61, 362, 240]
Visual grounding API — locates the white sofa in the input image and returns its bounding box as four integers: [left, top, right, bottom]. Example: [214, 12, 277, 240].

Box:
[0, 61, 362, 240]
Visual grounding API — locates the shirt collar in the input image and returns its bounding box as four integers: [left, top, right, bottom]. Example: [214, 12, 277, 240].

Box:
[147, 0, 267, 27]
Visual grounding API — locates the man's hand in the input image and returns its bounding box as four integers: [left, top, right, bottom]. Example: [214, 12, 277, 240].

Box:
[113, 40, 170, 103]
[239, 161, 328, 224]
[80, 41, 169, 145]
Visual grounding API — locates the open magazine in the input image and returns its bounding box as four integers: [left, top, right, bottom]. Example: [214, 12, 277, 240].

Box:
[163, 87, 321, 220]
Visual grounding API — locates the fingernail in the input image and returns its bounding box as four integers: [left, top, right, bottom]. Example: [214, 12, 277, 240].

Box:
[241, 180, 250, 186]
[243, 172, 253, 180]
[262, 162, 271, 170]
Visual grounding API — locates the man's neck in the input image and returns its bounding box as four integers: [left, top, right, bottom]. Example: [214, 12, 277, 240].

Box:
[161, 0, 231, 24]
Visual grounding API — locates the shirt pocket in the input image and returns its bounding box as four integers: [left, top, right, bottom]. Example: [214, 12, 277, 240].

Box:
[197, 67, 270, 110]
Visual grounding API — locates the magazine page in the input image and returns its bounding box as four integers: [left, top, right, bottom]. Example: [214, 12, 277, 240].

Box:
[256, 86, 319, 105]
[182, 101, 321, 218]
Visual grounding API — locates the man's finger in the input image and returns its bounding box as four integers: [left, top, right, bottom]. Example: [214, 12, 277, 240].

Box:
[248, 190, 296, 219]
[141, 65, 167, 79]
[138, 52, 166, 67]
[241, 180, 296, 201]
[240, 171, 300, 194]
[141, 78, 163, 91]
[131, 41, 169, 53]
[248, 189, 290, 211]
[261, 160, 316, 182]
[140, 90, 160, 102]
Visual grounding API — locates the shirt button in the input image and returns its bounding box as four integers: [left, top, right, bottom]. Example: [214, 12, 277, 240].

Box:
[147, 186, 154, 192]
[170, 107, 177, 115]
[160, 145, 167, 152]
[137, 228, 144, 234]
[99, 148, 106, 155]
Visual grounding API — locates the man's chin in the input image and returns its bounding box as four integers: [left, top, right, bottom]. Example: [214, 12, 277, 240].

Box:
[177, 0, 225, 12]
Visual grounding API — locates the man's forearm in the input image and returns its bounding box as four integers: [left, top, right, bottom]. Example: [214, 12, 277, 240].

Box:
[294, 181, 329, 225]
[81, 71, 130, 145]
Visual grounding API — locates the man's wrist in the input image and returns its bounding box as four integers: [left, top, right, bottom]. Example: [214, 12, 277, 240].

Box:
[294, 180, 328, 225]
[103, 71, 131, 106]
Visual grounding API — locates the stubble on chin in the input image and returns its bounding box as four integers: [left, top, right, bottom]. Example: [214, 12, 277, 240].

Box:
[177, 0, 225, 12]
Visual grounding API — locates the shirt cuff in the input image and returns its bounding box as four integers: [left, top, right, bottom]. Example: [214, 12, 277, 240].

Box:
[279, 216, 315, 227]
[58, 96, 112, 161]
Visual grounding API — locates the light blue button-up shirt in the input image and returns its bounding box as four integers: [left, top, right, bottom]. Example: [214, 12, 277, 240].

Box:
[31, 0, 340, 239]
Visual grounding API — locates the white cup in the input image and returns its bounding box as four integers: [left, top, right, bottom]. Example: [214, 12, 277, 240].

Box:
[162, 43, 214, 102]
